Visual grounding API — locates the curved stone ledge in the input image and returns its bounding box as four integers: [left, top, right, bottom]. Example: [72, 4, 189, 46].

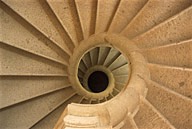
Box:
[54, 33, 150, 128]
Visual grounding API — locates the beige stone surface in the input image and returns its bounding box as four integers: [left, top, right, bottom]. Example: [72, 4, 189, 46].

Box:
[133, 5, 192, 49]
[108, 0, 148, 33]
[95, 0, 120, 33]
[146, 80, 192, 129]
[0, 6, 69, 65]
[0, 87, 76, 129]
[47, 0, 81, 46]
[142, 39, 192, 68]
[122, 0, 192, 38]
[148, 63, 192, 99]
[2, 0, 74, 55]
[32, 95, 82, 129]
[134, 97, 175, 129]
[75, 0, 97, 39]
[0, 0, 192, 129]
[121, 116, 138, 129]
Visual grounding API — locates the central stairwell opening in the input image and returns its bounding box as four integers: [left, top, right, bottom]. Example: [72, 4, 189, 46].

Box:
[88, 71, 109, 93]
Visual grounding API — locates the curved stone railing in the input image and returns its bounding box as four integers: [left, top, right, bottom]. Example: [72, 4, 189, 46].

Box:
[54, 33, 150, 128]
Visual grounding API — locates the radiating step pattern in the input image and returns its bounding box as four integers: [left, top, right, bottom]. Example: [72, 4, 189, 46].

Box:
[134, 97, 175, 129]
[148, 63, 192, 99]
[0, 0, 192, 129]
[108, 0, 148, 33]
[133, 5, 192, 49]
[2, 0, 74, 55]
[74, 0, 97, 39]
[78, 46, 129, 102]
[0, 87, 76, 129]
[0, 43, 67, 76]
[0, 5, 69, 65]
[46, 0, 81, 47]
[142, 39, 192, 68]
[95, 0, 120, 33]
[145, 80, 192, 129]
[31, 94, 83, 129]
[121, 0, 192, 38]
[0, 76, 70, 109]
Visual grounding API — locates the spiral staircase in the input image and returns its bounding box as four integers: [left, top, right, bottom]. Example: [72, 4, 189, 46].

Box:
[0, 0, 192, 129]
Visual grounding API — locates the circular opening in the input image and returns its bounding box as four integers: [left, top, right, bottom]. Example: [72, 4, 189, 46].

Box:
[88, 71, 109, 93]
